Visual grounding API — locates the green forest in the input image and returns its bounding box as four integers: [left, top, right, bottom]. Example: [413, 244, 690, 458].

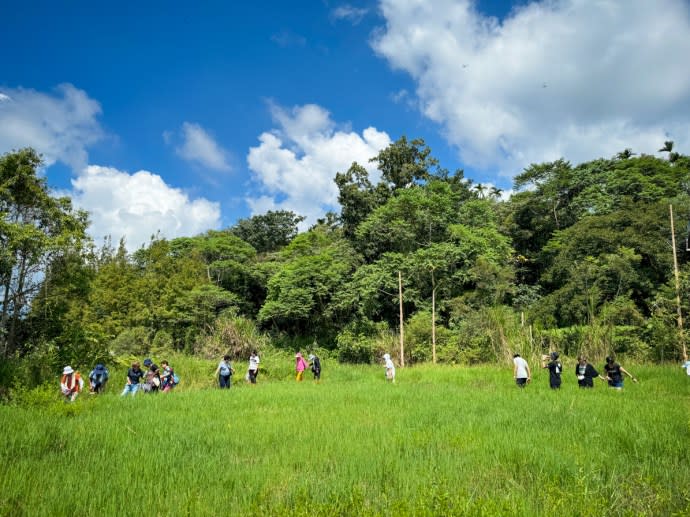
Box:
[2, 139, 689, 394]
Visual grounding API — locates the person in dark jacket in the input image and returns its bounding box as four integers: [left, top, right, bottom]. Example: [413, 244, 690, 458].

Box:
[88, 363, 109, 394]
[575, 356, 606, 388]
[308, 354, 321, 382]
[541, 352, 562, 389]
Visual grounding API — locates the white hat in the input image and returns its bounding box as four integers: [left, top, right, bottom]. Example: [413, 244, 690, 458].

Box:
[383, 354, 390, 360]
[63, 366, 74, 375]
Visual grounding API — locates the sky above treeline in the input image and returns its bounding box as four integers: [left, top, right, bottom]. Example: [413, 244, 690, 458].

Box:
[2, 0, 690, 250]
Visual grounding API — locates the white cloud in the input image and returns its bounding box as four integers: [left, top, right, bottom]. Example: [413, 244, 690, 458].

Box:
[331, 5, 369, 24]
[246, 103, 391, 227]
[176, 122, 231, 171]
[372, 0, 690, 179]
[0, 84, 103, 170]
[66, 165, 221, 250]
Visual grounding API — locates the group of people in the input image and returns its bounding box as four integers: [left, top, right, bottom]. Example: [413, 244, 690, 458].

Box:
[512, 353, 638, 389]
[60, 363, 109, 401]
[121, 358, 177, 396]
[214, 350, 261, 388]
[294, 352, 321, 382]
[62, 350, 655, 401]
[213, 351, 323, 388]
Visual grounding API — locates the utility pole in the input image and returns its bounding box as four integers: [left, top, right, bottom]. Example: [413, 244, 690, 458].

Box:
[398, 270, 405, 367]
[669, 205, 687, 361]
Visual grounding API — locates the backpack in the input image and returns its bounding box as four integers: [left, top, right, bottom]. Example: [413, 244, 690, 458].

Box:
[172, 373, 180, 386]
[92, 366, 108, 386]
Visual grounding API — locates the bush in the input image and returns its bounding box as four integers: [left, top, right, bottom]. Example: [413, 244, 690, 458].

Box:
[111, 327, 150, 355]
[195, 313, 267, 360]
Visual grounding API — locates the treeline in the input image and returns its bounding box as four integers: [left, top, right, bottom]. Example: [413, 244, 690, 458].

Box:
[2, 140, 689, 391]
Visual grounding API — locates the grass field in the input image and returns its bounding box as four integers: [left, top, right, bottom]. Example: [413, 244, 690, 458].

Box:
[1, 357, 689, 516]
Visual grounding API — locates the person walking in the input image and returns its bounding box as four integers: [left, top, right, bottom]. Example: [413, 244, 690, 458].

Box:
[160, 360, 176, 393]
[513, 353, 531, 388]
[215, 355, 234, 388]
[604, 355, 637, 389]
[575, 356, 607, 388]
[295, 352, 309, 382]
[247, 350, 260, 384]
[383, 353, 396, 383]
[308, 354, 321, 382]
[121, 361, 145, 396]
[541, 352, 562, 389]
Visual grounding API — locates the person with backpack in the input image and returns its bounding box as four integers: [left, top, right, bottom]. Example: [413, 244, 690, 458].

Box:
[88, 363, 109, 394]
[160, 360, 176, 393]
[308, 354, 321, 382]
[142, 362, 161, 393]
[604, 355, 637, 389]
[60, 366, 84, 402]
[215, 355, 235, 388]
[541, 352, 562, 389]
[295, 352, 309, 382]
[121, 361, 145, 396]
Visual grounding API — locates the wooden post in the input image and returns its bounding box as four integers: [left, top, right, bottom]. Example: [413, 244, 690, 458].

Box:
[669, 204, 687, 361]
[399, 270, 405, 368]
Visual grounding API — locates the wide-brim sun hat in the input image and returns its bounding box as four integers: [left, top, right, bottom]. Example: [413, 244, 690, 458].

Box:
[63, 366, 74, 375]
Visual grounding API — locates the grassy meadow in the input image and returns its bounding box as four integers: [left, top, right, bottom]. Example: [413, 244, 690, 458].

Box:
[1, 355, 689, 516]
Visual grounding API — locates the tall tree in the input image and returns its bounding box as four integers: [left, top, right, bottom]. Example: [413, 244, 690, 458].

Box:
[229, 210, 304, 253]
[0, 148, 90, 357]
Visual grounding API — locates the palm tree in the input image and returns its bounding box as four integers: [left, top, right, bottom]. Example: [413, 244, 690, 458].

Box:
[473, 183, 486, 199]
[489, 186, 504, 199]
[616, 148, 636, 160]
[659, 140, 674, 153]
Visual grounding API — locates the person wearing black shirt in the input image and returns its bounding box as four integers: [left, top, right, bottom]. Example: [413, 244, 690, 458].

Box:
[604, 356, 637, 389]
[541, 351, 562, 389]
[575, 356, 606, 388]
[308, 354, 321, 382]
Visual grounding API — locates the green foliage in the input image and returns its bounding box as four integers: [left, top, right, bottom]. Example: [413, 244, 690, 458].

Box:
[111, 327, 150, 355]
[1, 363, 688, 516]
[229, 210, 304, 253]
[335, 320, 390, 363]
[194, 312, 267, 359]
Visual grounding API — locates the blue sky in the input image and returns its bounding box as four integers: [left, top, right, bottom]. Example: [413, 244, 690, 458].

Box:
[2, 0, 690, 249]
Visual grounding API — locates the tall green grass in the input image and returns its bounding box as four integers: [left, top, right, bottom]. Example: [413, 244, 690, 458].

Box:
[1, 359, 688, 516]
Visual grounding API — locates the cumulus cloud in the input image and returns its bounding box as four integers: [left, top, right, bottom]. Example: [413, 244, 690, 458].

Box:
[0, 83, 103, 170]
[246, 103, 391, 226]
[331, 4, 369, 24]
[372, 0, 690, 179]
[66, 165, 221, 250]
[175, 122, 231, 171]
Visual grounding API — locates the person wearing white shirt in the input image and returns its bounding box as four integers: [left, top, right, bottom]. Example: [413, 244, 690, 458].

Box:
[247, 351, 260, 384]
[513, 353, 531, 388]
[383, 353, 396, 383]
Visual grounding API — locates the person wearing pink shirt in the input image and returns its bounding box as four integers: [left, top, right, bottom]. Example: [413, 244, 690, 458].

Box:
[295, 352, 308, 382]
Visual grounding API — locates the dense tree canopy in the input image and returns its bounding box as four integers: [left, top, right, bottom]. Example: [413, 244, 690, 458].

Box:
[3, 141, 690, 391]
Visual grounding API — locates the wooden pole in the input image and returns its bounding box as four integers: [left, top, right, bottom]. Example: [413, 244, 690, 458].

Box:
[399, 270, 405, 368]
[669, 204, 687, 361]
[431, 269, 436, 364]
